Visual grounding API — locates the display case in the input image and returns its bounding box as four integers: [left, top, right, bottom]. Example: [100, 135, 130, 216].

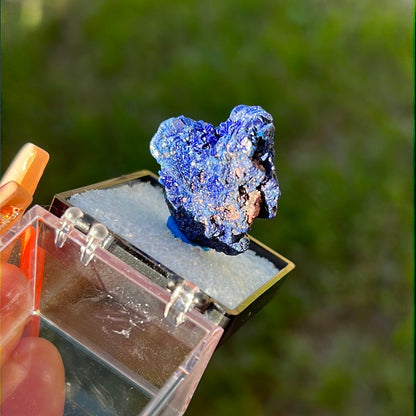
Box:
[1, 171, 294, 415]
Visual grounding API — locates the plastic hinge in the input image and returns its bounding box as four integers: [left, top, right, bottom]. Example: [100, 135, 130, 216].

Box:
[164, 280, 200, 326]
[55, 207, 113, 266]
[80, 223, 111, 266]
[54, 207, 84, 248]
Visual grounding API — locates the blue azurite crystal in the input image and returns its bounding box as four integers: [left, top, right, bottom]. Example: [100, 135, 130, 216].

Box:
[150, 105, 281, 255]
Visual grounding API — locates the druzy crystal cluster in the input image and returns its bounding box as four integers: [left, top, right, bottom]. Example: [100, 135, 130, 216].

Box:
[150, 105, 280, 255]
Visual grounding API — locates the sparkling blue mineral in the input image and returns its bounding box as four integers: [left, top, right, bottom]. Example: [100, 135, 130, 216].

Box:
[150, 105, 281, 255]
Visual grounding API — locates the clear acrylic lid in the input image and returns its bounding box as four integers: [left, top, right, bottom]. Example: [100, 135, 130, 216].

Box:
[0, 205, 223, 416]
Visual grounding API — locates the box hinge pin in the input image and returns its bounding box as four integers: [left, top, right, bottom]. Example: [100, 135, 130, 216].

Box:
[55, 207, 113, 266]
[54, 207, 84, 248]
[164, 279, 200, 326]
[80, 223, 111, 266]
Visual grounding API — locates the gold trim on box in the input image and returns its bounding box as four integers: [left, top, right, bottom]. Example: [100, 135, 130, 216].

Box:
[53, 170, 158, 201]
[228, 236, 295, 315]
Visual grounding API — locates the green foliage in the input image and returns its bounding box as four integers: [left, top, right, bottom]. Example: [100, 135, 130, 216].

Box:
[1, 0, 413, 414]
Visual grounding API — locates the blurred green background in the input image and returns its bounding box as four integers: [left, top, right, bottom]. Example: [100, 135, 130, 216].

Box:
[1, 0, 413, 414]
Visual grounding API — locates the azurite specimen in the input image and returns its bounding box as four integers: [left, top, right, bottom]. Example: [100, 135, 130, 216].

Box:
[150, 105, 281, 255]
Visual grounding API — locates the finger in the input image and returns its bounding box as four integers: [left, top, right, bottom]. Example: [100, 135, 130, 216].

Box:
[0, 263, 33, 367]
[1, 337, 65, 416]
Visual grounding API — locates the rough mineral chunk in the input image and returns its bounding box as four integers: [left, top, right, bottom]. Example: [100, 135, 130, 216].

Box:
[150, 105, 281, 255]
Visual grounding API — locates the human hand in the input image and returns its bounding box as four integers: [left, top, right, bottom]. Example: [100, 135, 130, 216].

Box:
[1, 263, 65, 416]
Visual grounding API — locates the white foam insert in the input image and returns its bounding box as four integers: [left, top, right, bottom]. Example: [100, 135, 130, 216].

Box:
[69, 182, 279, 310]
